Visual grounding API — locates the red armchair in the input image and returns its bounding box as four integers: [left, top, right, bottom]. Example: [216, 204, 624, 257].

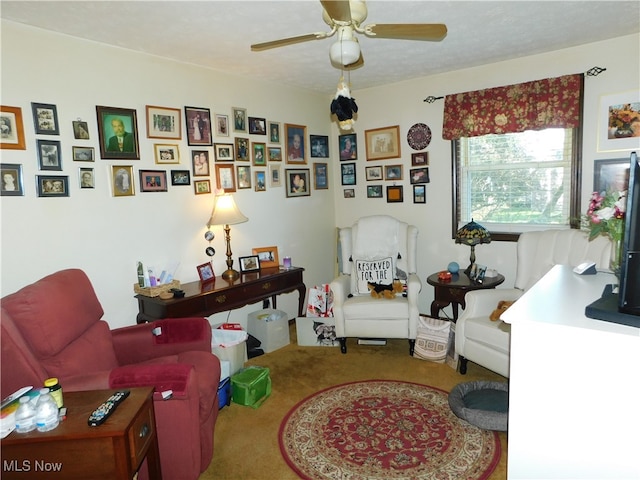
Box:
[1, 269, 221, 480]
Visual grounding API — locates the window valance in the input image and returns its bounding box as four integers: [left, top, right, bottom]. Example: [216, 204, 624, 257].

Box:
[442, 74, 583, 140]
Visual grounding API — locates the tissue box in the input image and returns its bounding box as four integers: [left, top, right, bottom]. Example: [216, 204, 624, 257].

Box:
[231, 366, 271, 408]
[217, 377, 231, 410]
[247, 309, 290, 353]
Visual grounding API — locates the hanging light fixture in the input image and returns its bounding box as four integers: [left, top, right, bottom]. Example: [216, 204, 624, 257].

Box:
[329, 26, 360, 66]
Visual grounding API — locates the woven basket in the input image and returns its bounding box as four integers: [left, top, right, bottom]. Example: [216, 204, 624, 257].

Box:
[133, 279, 180, 297]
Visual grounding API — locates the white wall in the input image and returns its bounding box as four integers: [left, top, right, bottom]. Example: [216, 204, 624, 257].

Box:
[2, 20, 638, 327]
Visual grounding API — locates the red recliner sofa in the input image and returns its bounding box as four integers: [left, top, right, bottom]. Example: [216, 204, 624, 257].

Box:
[1, 269, 221, 480]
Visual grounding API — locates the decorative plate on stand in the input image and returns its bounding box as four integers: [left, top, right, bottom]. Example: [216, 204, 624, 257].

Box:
[407, 123, 432, 151]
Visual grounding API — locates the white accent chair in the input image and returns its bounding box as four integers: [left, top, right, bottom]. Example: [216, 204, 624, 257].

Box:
[330, 215, 422, 354]
[455, 229, 612, 377]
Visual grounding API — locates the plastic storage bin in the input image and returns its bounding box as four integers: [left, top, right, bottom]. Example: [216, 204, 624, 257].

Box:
[247, 309, 290, 353]
[231, 366, 271, 408]
[212, 328, 248, 379]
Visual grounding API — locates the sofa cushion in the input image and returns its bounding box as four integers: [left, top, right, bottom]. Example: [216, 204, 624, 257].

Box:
[353, 257, 394, 294]
[343, 295, 409, 319]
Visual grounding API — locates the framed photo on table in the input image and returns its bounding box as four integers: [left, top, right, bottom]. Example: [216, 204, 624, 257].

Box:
[96, 105, 140, 160]
[365, 125, 401, 161]
[0, 105, 26, 150]
[239, 255, 260, 273]
[145, 105, 181, 140]
[184, 106, 212, 146]
[252, 246, 279, 269]
[197, 262, 215, 283]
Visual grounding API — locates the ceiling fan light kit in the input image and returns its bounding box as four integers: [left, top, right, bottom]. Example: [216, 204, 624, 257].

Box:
[329, 27, 360, 66]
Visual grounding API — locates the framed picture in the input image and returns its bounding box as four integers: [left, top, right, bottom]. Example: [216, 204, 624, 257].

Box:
[593, 158, 630, 193]
[239, 255, 260, 273]
[411, 152, 429, 166]
[310, 135, 329, 158]
[139, 170, 168, 192]
[96, 105, 140, 159]
[36, 175, 69, 197]
[37, 139, 62, 171]
[194, 179, 211, 195]
[248, 116, 266, 135]
[214, 113, 229, 137]
[268, 146, 282, 162]
[365, 125, 401, 161]
[252, 246, 279, 269]
[184, 106, 212, 146]
[314, 162, 328, 189]
[31, 102, 59, 135]
[410, 167, 430, 184]
[367, 185, 383, 198]
[386, 185, 404, 203]
[1, 163, 24, 196]
[341, 162, 356, 185]
[79, 167, 94, 189]
[0, 105, 26, 150]
[385, 164, 403, 180]
[171, 169, 191, 186]
[597, 90, 640, 152]
[285, 123, 307, 164]
[235, 137, 250, 161]
[145, 105, 181, 140]
[270, 164, 281, 187]
[254, 171, 266, 191]
[72, 120, 90, 140]
[365, 165, 382, 181]
[214, 143, 234, 162]
[252, 142, 266, 166]
[339, 133, 357, 160]
[111, 165, 134, 197]
[413, 185, 426, 204]
[215, 164, 236, 192]
[154, 144, 180, 164]
[344, 188, 355, 198]
[285, 168, 310, 197]
[237, 165, 252, 189]
[72, 146, 94, 162]
[197, 262, 215, 283]
[192, 150, 210, 176]
[232, 107, 247, 133]
[268, 121, 280, 143]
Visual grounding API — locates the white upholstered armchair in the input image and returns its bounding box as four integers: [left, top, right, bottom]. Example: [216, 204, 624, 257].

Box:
[330, 215, 422, 354]
[456, 229, 612, 377]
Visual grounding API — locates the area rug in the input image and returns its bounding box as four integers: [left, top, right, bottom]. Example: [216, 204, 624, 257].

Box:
[279, 380, 500, 480]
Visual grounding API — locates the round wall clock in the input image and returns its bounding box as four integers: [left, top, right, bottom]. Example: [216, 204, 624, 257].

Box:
[407, 123, 432, 150]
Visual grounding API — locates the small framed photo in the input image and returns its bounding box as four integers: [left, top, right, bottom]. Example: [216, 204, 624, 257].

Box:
[384, 164, 403, 180]
[1, 105, 27, 150]
[197, 262, 215, 283]
[154, 144, 180, 164]
[339, 133, 357, 160]
[252, 246, 279, 269]
[367, 185, 383, 198]
[254, 171, 266, 191]
[72, 146, 95, 162]
[597, 90, 640, 152]
[310, 135, 329, 158]
[79, 168, 94, 189]
[270, 164, 281, 188]
[36, 175, 68, 197]
[72, 120, 90, 140]
[96, 105, 140, 160]
[112, 165, 134, 197]
[1, 163, 24, 196]
[285, 168, 310, 197]
[232, 107, 247, 133]
[145, 105, 181, 140]
[215, 164, 236, 192]
[386, 185, 404, 203]
[235, 137, 250, 161]
[341, 162, 356, 185]
[214, 143, 234, 161]
[171, 169, 190, 186]
[344, 188, 355, 198]
[365, 165, 382, 181]
[194, 179, 211, 194]
[268, 121, 280, 143]
[139, 170, 168, 192]
[31, 102, 59, 135]
[365, 125, 401, 161]
[593, 158, 629, 193]
[413, 184, 426, 203]
[285, 123, 307, 164]
[237, 165, 252, 189]
[192, 150, 210, 176]
[314, 162, 328, 189]
[248, 116, 266, 135]
[239, 255, 260, 273]
[410, 167, 430, 184]
[411, 152, 429, 166]
[184, 106, 212, 146]
[214, 113, 229, 137]
[252, 142, 266, 166]
[268, 146, 282, 162]
[37, 139, 62, 171]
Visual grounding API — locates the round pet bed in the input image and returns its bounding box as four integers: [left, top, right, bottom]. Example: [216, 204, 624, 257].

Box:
[448, 381, 509, 431]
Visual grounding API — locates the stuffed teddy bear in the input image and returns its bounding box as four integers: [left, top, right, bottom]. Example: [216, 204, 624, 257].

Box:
[489, 300, 515, 321]
[330, 78, 358, 131]
[367, 280, 404, 299]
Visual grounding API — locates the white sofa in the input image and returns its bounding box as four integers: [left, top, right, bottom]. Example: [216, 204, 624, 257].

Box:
[455, 229, 612, 377]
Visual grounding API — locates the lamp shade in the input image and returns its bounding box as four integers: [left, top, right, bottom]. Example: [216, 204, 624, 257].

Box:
[455, 219, 491, 246]
[329, 26, 360, 65]
[207, 194, 248, 227]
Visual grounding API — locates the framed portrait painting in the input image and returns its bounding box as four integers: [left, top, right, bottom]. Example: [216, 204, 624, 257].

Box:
[31, 102, 59, 135]
[285, 123, 307, 164]
[215, 164, 236, 192]
[365, 125, 401, 161]
[37, 139, 62, 171]
[268, 121, 280, 143]
[145, 105, 181, 140]
[154, 144, 180, 164]
[232, 107, 247, 133]
[235, 137, 250, 161]
[214, 113, 229, 137]
[139, 170, 168, 192]
[171, 170, 190, 186]
[214, 143, 234, 162]
[192, 150, 210, 176]
[310, 135, 329, 158]
[111, 165, 135, 197]
[184, 106, 212, 146]
[237, 165, 252, 189]
[339, 133, 357, 160]
[285, 168, 310, 197]
[96, 105, 140, 160]
[72, 120, 90, 140]
[252, 142, 266, 166]
[36, 175, 69, 197]
[248, 116, 266, 135]
[314, 162, 328, 189]
[0, 105, 26, 150]
[1, 163, 24, 196]
[597, 90, 640, 152]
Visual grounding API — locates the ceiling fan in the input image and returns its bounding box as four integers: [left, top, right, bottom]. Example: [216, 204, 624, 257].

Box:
[250, 0, 447, 68]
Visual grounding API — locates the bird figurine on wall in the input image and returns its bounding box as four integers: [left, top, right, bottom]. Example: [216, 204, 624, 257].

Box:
[330, 77, 358, 130]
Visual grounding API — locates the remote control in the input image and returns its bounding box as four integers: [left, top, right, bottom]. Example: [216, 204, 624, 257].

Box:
[88, 390, 130, 427]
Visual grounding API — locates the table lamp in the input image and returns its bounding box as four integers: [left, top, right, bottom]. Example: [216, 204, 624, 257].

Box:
[207, 193, 248, 281]
[455, 219, 491, 274]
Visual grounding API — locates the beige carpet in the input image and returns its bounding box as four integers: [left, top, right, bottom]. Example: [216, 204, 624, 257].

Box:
[202, 322, 507, 480]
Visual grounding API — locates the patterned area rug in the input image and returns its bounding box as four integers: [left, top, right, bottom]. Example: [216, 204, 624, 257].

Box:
[279, 380, 500, 480]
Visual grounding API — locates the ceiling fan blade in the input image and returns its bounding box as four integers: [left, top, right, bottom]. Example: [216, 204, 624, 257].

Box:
[366, 23, 448, 41]
[251, 33, 326, 51]
[320, 0, 352, 23]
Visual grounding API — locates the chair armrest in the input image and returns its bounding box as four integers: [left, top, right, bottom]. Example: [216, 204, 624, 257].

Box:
[109, 363, 194, 398]
[406, 273, 422, 338]
[112, 317, 212, 366]
[460, 288, 523, 320]
[59, 371, 112, 392]
[329, 275, 351, 306]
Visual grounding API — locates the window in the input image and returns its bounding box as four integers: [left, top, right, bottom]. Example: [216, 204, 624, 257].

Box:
[453, 127, 581, 241]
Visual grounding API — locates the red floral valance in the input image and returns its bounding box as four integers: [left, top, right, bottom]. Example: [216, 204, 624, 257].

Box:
[442, 74, 583, 140]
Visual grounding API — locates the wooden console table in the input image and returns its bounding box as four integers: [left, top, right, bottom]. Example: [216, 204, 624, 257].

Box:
[135, 266, 305, 323]
[1, 387, 161, 480]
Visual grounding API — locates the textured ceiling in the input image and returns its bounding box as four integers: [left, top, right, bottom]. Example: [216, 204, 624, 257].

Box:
[2, 1, 639, 95]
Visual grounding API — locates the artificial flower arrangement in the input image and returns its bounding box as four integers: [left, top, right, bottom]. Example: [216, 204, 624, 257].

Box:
[583, 189, 627, 273]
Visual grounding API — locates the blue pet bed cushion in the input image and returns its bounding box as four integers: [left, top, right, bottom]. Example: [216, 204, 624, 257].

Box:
[448, 381, 509, 431]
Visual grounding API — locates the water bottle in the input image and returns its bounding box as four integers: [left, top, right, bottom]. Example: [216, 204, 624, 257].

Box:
[15, 396, 37, 433]
[35, 388, 59, 432]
